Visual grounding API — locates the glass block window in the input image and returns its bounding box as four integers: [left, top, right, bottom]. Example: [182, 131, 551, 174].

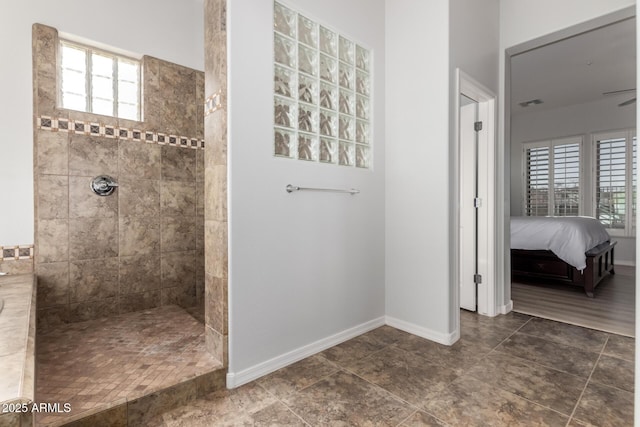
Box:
[273, 1, 372, 168]
[59, 40, 141, 121]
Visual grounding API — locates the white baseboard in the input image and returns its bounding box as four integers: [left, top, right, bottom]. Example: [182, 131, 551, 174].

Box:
[616, 260, 635, 267]
[385, 315, 459, 345]
[226, 316, 385, 389]
[499, 300, 513, 315]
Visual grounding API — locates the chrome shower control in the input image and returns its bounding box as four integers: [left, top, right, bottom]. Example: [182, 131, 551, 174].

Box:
[91, 175, 118, 196]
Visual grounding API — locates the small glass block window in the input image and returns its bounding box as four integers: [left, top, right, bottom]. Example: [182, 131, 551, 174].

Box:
[60, 40, 141, 121]
[273, 1, 372, 168]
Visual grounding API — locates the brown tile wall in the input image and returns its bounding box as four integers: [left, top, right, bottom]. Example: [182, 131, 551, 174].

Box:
[204, 0, 228, 365]
[0, 246, 34, 274]
[32, 24, 205, 329]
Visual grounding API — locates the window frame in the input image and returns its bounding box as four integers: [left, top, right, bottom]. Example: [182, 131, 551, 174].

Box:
[591, 129, 636, 237]
[58, 39, 142, 121]
[522, 136, 584, 217]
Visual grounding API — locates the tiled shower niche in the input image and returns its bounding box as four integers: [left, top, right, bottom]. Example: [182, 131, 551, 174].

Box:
[273, 1, 372, 168]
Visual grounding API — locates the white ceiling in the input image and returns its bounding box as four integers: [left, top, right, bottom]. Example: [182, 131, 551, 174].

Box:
[511, 17, 636, 115]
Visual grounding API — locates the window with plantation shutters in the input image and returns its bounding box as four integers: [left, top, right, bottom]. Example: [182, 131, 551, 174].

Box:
[593, 131, 636, 235]
[523, 137, 581, 217]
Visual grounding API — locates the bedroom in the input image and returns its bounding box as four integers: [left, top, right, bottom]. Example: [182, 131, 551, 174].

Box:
[507, 10, 636, 336]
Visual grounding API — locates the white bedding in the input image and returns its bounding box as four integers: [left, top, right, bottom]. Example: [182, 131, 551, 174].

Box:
[510, 216, 611, 271]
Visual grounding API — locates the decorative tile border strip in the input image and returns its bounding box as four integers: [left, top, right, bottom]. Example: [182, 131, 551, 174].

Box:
[0, 245, 34, 261]
[37, 116, 206, 150]
[205, 90, 223, 116]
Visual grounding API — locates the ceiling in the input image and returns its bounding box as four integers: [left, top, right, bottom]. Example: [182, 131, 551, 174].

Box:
[511, 17, 636, 116]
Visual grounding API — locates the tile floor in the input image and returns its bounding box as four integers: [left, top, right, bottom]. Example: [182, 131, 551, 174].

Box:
[145, 311, 634, 426]
[35, 305, 220, 426]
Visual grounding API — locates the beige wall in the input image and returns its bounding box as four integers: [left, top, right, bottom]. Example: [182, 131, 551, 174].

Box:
[32, 24, 205, 330]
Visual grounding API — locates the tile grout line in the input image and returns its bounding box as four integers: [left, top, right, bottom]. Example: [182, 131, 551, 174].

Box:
[394, 409, 419, 427]
[266, 339, 446, 425]
[461, 316, 585, 421]
[481, 316, 532, 359]
[331, 346, 451, 425]
[254, 378, 314, 426]
[565, 335, 608, 426]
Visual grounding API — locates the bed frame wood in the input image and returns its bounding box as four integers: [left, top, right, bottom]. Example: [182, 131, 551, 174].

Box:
[511, 241, 617, 298]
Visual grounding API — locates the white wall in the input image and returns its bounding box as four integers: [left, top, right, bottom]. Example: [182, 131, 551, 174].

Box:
[449, 0, 500, 322]
[499, 0, 636, 304]
[450, 0, 500, 94]
[385, 0, 499, 341]
[1, 0, 204, 247]
[227, 0, 386, 377]
[500, 0, 635, 49]
[385, 0, 451, 339]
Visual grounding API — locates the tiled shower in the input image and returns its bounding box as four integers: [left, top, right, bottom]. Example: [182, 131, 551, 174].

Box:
[34, 24, 206, 328]
[29, 11, 229, 424]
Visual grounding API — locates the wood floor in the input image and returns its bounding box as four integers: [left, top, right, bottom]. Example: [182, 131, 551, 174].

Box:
[511, 265, 635, 337]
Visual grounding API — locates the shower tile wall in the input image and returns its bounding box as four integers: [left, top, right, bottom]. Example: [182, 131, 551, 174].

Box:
[204, 0, 228, 365]
[33, 24, 205, 330]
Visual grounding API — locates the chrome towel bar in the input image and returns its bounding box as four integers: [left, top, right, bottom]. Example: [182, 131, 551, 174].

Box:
[286, 184, 360, 195]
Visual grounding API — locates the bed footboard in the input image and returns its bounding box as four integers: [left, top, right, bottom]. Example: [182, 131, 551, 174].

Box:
[582, 241, 616, 297]
[511, 241, 616, 298]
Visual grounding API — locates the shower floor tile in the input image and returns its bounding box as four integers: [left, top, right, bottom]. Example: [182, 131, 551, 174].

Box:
[35, 305, 221, 426]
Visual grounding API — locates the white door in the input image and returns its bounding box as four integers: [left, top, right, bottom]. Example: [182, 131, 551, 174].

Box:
[459, 95, 478, 311]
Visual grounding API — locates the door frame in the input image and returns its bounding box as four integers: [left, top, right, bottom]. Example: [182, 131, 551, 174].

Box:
[454, 69, 498, 321]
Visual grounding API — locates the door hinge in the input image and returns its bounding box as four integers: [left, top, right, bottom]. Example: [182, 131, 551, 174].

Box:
[474, 121, 483, 132]
[473, 197, 482, 208]
[474, 274, 482, 284]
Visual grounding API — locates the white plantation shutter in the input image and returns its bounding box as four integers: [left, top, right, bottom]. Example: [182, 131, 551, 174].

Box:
[525, 146, 549, 216]
[593, 131, 636, 235]
[553, 143, 580, 216]
[596, 137, 627, 229]
[524, 137, 581, 217]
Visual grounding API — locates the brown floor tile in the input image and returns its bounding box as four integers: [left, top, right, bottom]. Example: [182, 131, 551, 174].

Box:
[319, 329, 394, 369]
[590, 354, 634, 392]
[349, 345, 458, 406]
[35, 312, 634, 427]
[394, 333, 492, 375]
[518, 317, 609, 353]
[144, 383, 278, 427]
[460, 322, 516, 348]
[572, 381, 634, 427]
[495, 332, 600, 378]
[257, 354, 339, 399]
[400, 410, 448, 426]
[419, 376, 569, 426]
[251, 401, 307, 426]
[460, 309, 531, 331]
[283, 370, 414, 426]
[466, 351, 586, 415]
[603, 334, 635, 362]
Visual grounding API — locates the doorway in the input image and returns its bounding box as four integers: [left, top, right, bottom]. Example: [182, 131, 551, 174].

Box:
[455, 69, 498, 317]
[504, 7, 636, 336]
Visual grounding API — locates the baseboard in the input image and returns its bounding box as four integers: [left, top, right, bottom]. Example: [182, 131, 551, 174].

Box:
[385, 315, 458, 345]
[615, 260, 635, 267]
[226, 316, 386, 388]
[499, 300, 513, 315]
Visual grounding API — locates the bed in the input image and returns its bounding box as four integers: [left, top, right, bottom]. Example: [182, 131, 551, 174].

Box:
[510, 216, 616, 297]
